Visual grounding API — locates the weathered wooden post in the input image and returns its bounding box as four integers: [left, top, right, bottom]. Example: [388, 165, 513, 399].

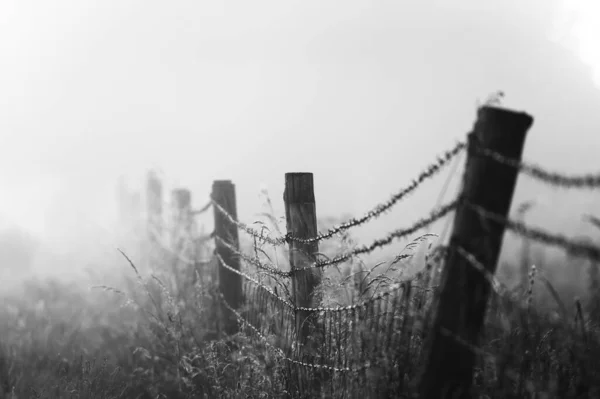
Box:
[284, 173, 322, 345]
[418, 106, 534, 398]
[284, 173, 324, 393]
[212, 180, 243, 334]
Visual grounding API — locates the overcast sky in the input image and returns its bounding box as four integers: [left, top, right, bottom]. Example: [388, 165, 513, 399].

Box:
[1, 0, 600, 258]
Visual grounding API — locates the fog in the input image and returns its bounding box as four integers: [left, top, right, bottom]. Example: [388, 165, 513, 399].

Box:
[1, 0, 600, 282]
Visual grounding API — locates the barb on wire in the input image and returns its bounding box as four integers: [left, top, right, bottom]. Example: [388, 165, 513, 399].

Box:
[284, 141, 466, 244]
[467, 202, 600, 262]
[218, 290, 369, 373]
[215, 252, 294, 310]
[473, 144, 600, 189]
[291, 200, 458, 273]
[214, 235, 291, 278]
[211, 199, 287, 246]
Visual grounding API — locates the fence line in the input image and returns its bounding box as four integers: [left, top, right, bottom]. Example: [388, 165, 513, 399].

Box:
[282, 140, 466, 244]
[211, 199, 287, 246]
[218, 291, 372, 374]
[214, 200, 457, 274]
[130, 105, 600, 398]
[215, 252, 295, 310]
[216, 241, 418, 314]
[214, 235, 291, 278]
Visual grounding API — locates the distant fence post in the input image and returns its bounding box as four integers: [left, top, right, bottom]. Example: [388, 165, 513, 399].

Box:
[117, 176, 141, 235]
[283, 173, 322, 350]
[212, 180, 243, 335]
[418, 106, 534, 398]
[171, 188, 192, 249]
[116, 175, 128, 231]
[130, 191, 142, 235]
[146, 170, 163, 242]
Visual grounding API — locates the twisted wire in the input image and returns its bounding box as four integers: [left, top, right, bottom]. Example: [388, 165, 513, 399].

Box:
[291, 200, 458, 273]
[214, 235, 291, 278]
[473, 144, 600, 189]
[211, 199, 287, 246]
[466, 202, 600, 261]
[296, 280, 409, 313]
[216, 245, 413, 314]
[218, 290, 370, 373]
[209, 141, 464, 247]
[284, 141, 466, 244]
[215, 252, 294, 310]
[192, 200, 212, 215]
[214, 201, 455, 275]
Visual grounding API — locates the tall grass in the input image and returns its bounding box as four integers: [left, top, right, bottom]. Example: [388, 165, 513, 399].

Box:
[1, 194, 600, 398]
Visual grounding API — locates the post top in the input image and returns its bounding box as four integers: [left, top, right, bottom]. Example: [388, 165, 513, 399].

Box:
[284, 173, 315, 203]
[213, 180, 233, 185]
[478, 105, 534, 126]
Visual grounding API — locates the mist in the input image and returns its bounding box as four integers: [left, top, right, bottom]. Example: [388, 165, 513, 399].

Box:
[1, 0, 600, 282]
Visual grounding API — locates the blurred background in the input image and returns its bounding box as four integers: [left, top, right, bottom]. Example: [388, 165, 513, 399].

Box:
[1, 0, 599, 282]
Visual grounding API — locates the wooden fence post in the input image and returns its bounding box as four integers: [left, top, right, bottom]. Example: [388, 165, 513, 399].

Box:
[212, 180, 243, 335]
[146, 170, 163, 242]
[170, 187, 198, 295]
[116, 176, 128, 231]
[130, 191, 142, 235]
[283, 173, 322, 350]
[418, 106, 534, 398]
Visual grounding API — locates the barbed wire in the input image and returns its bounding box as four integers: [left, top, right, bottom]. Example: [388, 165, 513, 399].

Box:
[214, 235, 292, 278]
[466, 202, 600, 262]
[296, 280, 410, 313]
[218, 290, 370, 373]
[215, 245, 427, 317]
[192, 200, 213, 215]
[215, 252, 295, 310]
[211, 199, 287, 246]
[214, 240, 413, 314]
[473, 144, 600, 189]
[212, 202, 454, 275]
[291, 200, 458, 273]
[284, 141, 466, 244]
[209, 141, 464, 247]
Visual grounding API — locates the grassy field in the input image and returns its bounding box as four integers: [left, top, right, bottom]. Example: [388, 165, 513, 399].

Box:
[1, 201, 600, 399]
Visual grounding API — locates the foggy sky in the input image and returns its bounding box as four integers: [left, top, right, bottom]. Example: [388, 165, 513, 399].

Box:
[1, 0, 600, 259]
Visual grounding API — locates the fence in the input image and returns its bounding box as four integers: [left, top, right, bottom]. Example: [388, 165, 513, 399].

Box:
[119, 105, 600, 398]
